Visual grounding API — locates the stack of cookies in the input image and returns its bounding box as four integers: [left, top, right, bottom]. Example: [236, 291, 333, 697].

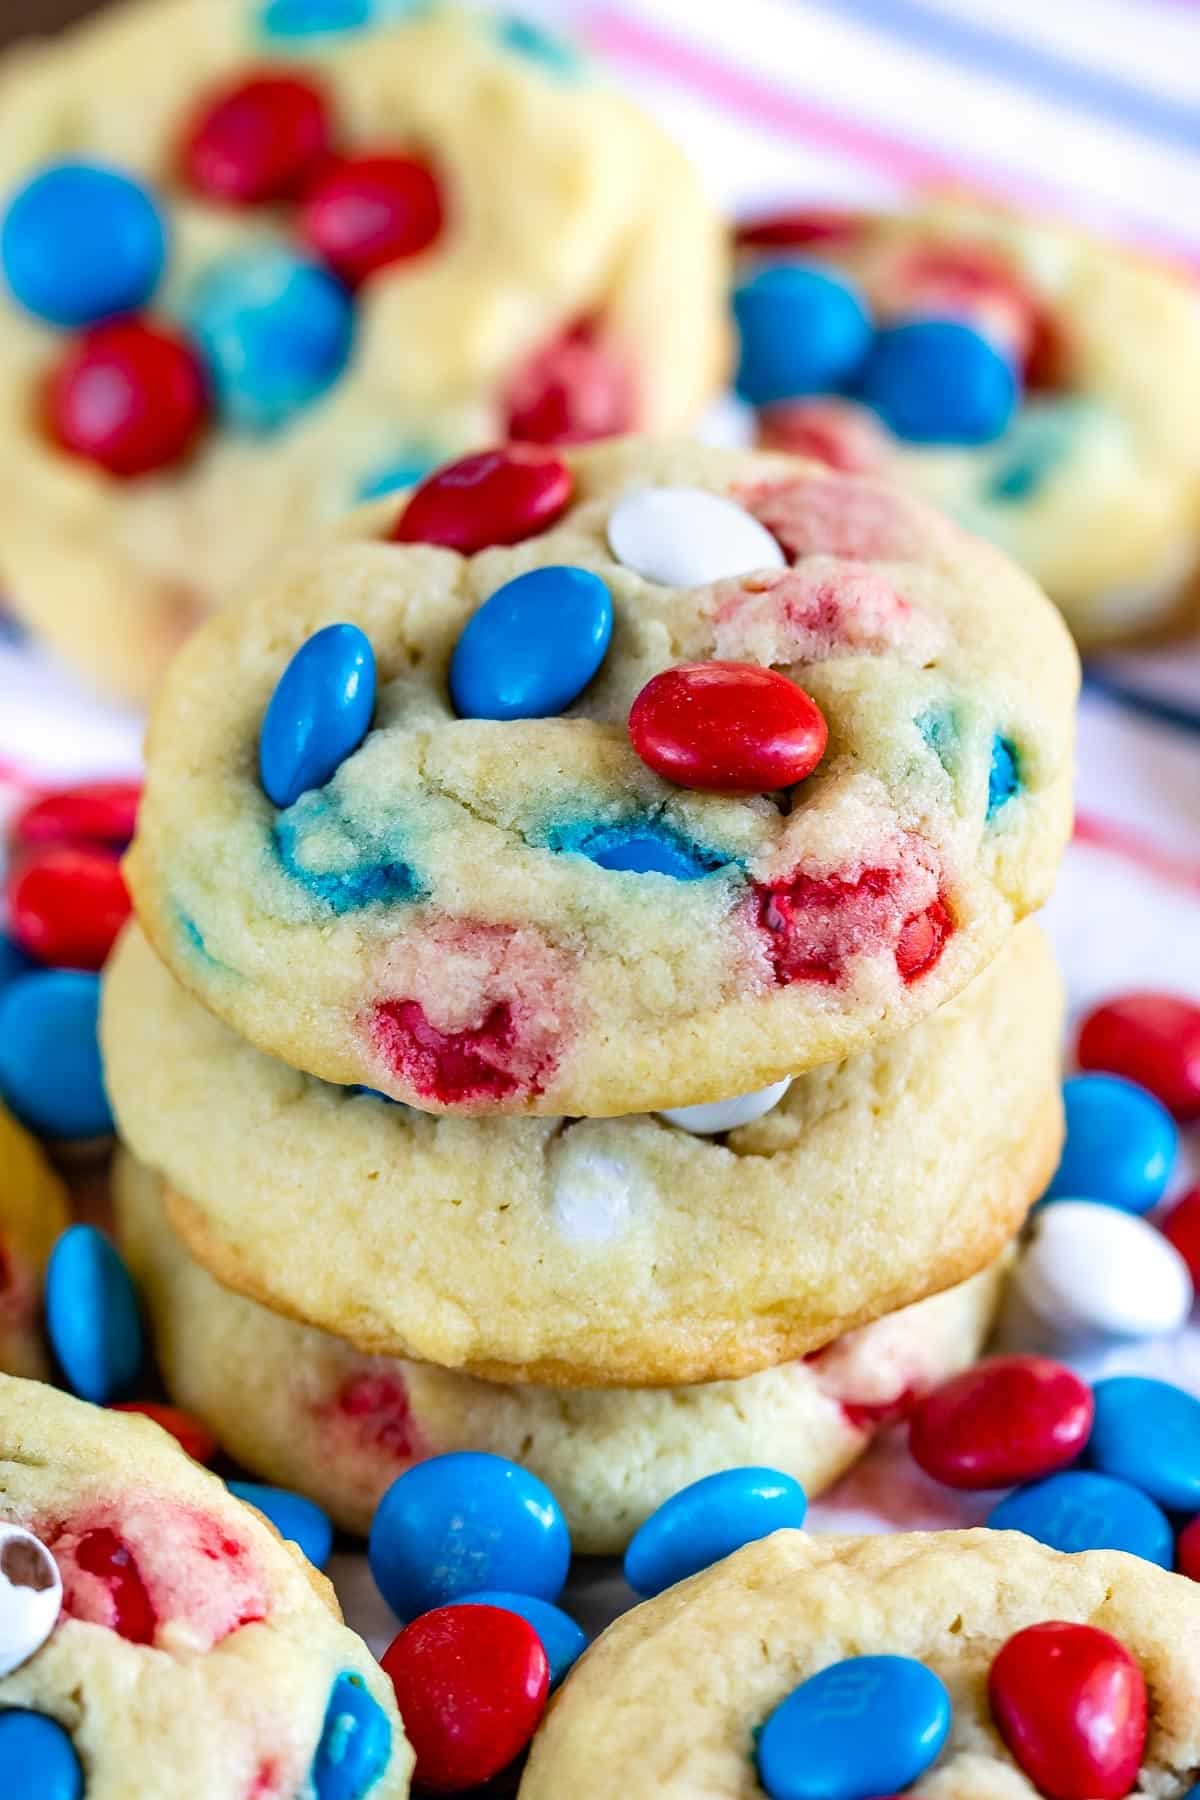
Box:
[102, 436, 1079, 1557]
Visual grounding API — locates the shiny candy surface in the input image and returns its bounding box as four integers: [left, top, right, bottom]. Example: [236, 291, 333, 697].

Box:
[733, 262, 872, 406]
[987, 1470, 1172, 1567]
[606, 486, 785, 587]
[0, 1711, 83, 1800]
[450, 566, 612, 721]
[624, 1467, 807, 1598]
[0, 1525, 62, 1678]
[310, 1670, 394, 1800]
[45, 1224, 143, 1405]
[1, 161, 166, 328]
[392, 447, 572, 554]
[1160, 1184, 1200, 1284]
[45, 319, 210, 478]
[1175, 1515, 1200, 1582]
[1088, 1375, 1200, 1511]
[1043, 1073, 1177, 1213]
[381, 1603, 549, 1793]
[1013, 1199, 1193, 1340]
[1077, 992, 1200, 1122]
[0, 970, 112, 1139]
[6, 845, 130, 971]
[629, 662, 827, 793]
[181, 71, 333, 207]
[856, 318, 1018, 445]
[908, 1356, 1094, 1491]
[988, 1621, 1147, 1800]
[260, 622, 376, 808]
[368, 1451, 570, 1621]
[228, 1481, 333, 1569]
[755, 1655, 951, 1800]
[298, 153, 444, 288]
[109, 1402, 218, 1464]
[457, 1591, 587, 1688]
[658, 1078, 792, 1135]
[10, 781, 140, 851]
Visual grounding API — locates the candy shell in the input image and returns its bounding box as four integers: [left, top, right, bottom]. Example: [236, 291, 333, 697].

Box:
[987, 734, 1020, 818]
[856, 318, 1018, 445]
[1160, 1185, 1200, 1284]
[1, 161, 166, 328]
[260, 623, 376, 808]
[624, 1467, 806, 1599]
[298, 153, 443, 289]
[1175, 1515, 1200, 1582]
[1077, 992, 1200, 1122]
[457, 1591, 587, 1688]
[450, 566, 612, 721]
[1012, 1199, 1193, 1341]
[735, 209, 865, 253]
[0, 934, 33, 994]
[1042, 1073, 1176, 1213]
[659, 1079, 792, 1135]
[45, 319, 210, 479]
[607, 486, 784, 587]
[0, 1711, 83, 1800]
[228, 1481, 333, 1569]
[755, 1654, 951, 1800]
[391, 447, 572, 554]
[0, 970, 112, 1140]
[310, 1670, 394, 1800]
[110, 1402, 218, 1464]
[908, 1356, 1094, 1490]
[988, 1470, 1172, 1567]
[0, 1525, 61, 1678]
[45, 1224, 143, 1404]
[6, 845, 130, 971]
[988, 1621, 1146, 1800]
[368, 1451, 570, 1621]
[629, 661, 827, 793]
[733, 262, 872, 406]
[1088, 1375, 1200, 1511]
[180, 71, 333, 207]
[9, 781, 140, 851]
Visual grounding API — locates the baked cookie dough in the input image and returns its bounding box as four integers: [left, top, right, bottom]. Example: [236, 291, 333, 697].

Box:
[101, 919, 1062, 1385]
[0, 1101, 68, 1381]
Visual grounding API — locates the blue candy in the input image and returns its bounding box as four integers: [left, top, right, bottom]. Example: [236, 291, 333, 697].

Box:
[1042, 1072, 1176, 1214]
[260, 624, 376, 809]
[0, 932, 32, 994]
[356, 450, 438, 501]
[733, 262, 872, 407]
[368, 1451, 571, 1621]
[755, 1655, 951, 1800]
[274, 800, 421, 912]
[260, 0, 420, 35]
[457, 1591, 588, 1688]
[310, 1671, 393, 1800]
[229, 1481, 334, 1569]
[451, 566, 613, 722]
[985, 400, 1082, 504]
[987, 1469, 1172, 1567]
[856, 318, 1018, 445]
[1088, 1375, 1200, 1511]
[1, 161, 166, 329]
[987, 734, 1020, 818]
[548, 818, 729, 880]
[623, 1468, 807, 1599]
[494, 15, 583, 76]
[183, 248, 354, 433]
[0, 1711, 84, 1800]
[0, 970, 112, 1139]
[46, 1224, 143, 1404]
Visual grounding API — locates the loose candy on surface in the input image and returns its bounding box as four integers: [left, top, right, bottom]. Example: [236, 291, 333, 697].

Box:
[0, 1524, 62, 1678]
[6, 845, 130, 971]
[45, 1225, 143, 1405]
[1088, 1375, 1200, 1511]
[606, 485, 785, 587]
[1175, 1515, 1200, 1582]
[392, 447, 572, 553]
[658, 1078, 792, 1135]
[0, 1711, 83, 1800]
[449, 566, 613, 721]
[228, 1481, 333, 1569]
[298, 153, 444, 288]
[368, 1451, 570, 1621]
[988, 1621, 1147, 1800]
[380, 1603, 549, 1794]
[109, 1402, 217, 1464]
[259, 622, 377, 808]
[9, 781, 140, 851]
[1077, 992, 1200, 1121]
[908, 1356, 1094, 1490]
[855, 317, 1019, 445]
[1, 161, 166, 328]
[180, 71, 333, 206]
[629, 662, 827, 793]
[987, 1470, 1172, 1567]
[1160, 1185, 1200, 1285]
[0, 934, 32, 993]
[755, 1654, 951, 1800]
[44, 319, 210, 479]
[0, 970, 113, 1140]
[1012, 1199, 1193, 1341]
[310, 1669, 394, 1800]
[1042, 1073, 1177, 1213]
[623, 1467, 807, 1598]
[732, 261, 872, 406]
[456, 1591, 587, 1688]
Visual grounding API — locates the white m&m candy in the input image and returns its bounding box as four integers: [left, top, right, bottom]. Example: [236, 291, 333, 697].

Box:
[1014, 1200, 1193, 1341]
[0, 1525, 61, 1677]
[659, 1079, 792, 1136]
[607, 487, 785, 587]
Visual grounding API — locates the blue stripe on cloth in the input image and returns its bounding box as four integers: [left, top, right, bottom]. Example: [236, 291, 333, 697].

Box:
[804, 0, 1200, 158]
[1084, 669, 1200, 737]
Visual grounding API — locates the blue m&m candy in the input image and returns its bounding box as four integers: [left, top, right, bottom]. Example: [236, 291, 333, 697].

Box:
[1, 161, 166, 329]
[0, 970, 112, 1139]
[1088, 1375, 1200, 1511]
[0, 932, 32, 994]
[733, 263, 872, 406]
[260, 623, 376, 809]
[45, 1224, 143, 1405]
[368, 1451, 571, 1621]
[756, 1655, 951, 1800]
[450, 566, 613, 721]
[1041, 1073, 1176, 1213]
[0, 1711, 83, 1800]
[623, 1468, 807, 1599]
[987, 734, 1019, 818]
[310, 1671, 393, 1800]
[857, 318, 1018, 445]
[987, 1469, 1172, 1567]
[457, 1591, 587, 1688]
[549, 818, 726, 880]
[229, 1481, 334, 1569]
[183, 247, 354, 433]
[260, 0, 419, 36]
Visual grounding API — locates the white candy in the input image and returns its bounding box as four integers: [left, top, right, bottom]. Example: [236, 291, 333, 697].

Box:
[1014, 1200, 1194, 1341]
[659, 1078, 792, 1136]
[0, 1525, 61, 1678]
[606, 487, 785, 588]
[551, 1142, 651, 1246]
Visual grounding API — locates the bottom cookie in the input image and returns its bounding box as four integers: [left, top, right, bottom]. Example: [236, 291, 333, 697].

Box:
[116, 1155, 1005, 1556]
[0, 1101, 69, 1381]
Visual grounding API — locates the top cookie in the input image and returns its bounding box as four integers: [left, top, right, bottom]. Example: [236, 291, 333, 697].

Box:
[127, 438, 1078, 1118]
[0, 0, 725, 699]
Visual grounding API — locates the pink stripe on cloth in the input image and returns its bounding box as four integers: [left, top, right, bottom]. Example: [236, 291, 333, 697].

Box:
[1074, 811, 1200, 897]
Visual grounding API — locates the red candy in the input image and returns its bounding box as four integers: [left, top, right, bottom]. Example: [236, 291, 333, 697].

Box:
[755, 854, 951, 988]
[735, 207, 865, 252]
[1077, 992, 1200, 1122]
[110, 1403, 219, 1465]
[298, 152, 443, 288]
[1176, 1514, 1200, 1581]
[9, 780, 140, 852]
[1160, 1185, 1200, 1286]
[908, 1356, 1094, 1490]
[6, 845, 130, 971]
[628, 661, 827, 793]
[757, 398, 890, 475]
[45, 319, 210, 479]
[381, 1604, 549, 1794]
[334, 1371, 423, 1459]
[391, 447, 572, 554]
[180, 71, 333, 206]
[372, 998, 526, 1106]
[504, 321, 635, 445]
[988, 1621, 1147, 1800]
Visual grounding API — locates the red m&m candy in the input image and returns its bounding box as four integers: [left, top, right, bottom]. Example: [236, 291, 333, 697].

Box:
[1176, 1513, 1200, 1582]
[110, 1403, 218, 1465]
[504, 322, 635, 446]
[9, 781, 141, 853]
[1078, 992, 1200, 1122]
[45, 320, 209, 479]
[391, 447, 572, 554]
[908, 1356, 1094, 1490]
[6, 846, 130, 971]
[629, 661, 827, 793]
[298, 153, 443, 288]
[734, 207, 865, 252]
[988, 1621, 1146, 1800]
[381, 1603, 549, 1793]
[180, 71, 333, 207]
[1160, 1185, 1200, 1286]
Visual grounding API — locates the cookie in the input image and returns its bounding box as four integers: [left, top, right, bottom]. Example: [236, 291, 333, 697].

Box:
[114, 1152, 1006, 1553]
[101, 919, 1061, 1385]
[0, 1102, 68, 1381]
[0, 0, 726, 700]
[738, 198, 1200, 648]
[521, 1528, 1200, 1798]
[125, 438, 1077, 1118]
[0, 1373, 412, 1798]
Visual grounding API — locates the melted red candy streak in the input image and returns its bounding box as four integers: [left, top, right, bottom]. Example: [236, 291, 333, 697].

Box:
[908, 1356, 1094, 1490]
[9, 780, 141, 852]
[180, 71, 333, 206]
[628, 661, 828, 793]
[1078, 992, 1200, 1122]
[45, 320, 210, 479]
[72, 1526, 157, 1645]
[988, 1621, 1147, 1800]
[298, 153, 444, 288]
[756, 398, 890, 475]
[372, 999, 525, 1106]
[333, 1371, 424, 1460]
[6, 844, 131, 971]
[391, 447, 572, 554]
[504, 320, 635, 445]
[838, 1386, 917, 1434]
[755, 858, 952, 988]
[739, 473, 942, 565]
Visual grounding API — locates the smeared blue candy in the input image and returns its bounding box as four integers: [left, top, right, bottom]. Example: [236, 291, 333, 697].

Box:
[261, 0, 423, 36]
[548, 818, 731, 880]
[1088, 1375, 1200, 1511]
[274, 802, 421, 912]
[755, 1655, 951, 1800]
[985, 400, 1083, 503]
[987, 1469, 1172, 1566]
[857, 318, 1018, 445]
[450, 565, 612, 721]
[356, 450, 438, 501]
[624, 1468, 807, 1599]
[2, 161, 166, 328]
[46, 1224, 143, 1404]
[987, 734, 1019, 817]
[458, 1591, 587, 1687]
[311, 1671, 393, 1800]
[1042, 1072, 1176, 1214]
[260, 624, 376, 809]
[0, 1711, 84, 1800]
[917, 706, 957, 771]
[494, 15, 583, 76]
[733, 262, 872, 407]
[0, 970, 112, 1139]
[229, 1482, 333, 1569]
